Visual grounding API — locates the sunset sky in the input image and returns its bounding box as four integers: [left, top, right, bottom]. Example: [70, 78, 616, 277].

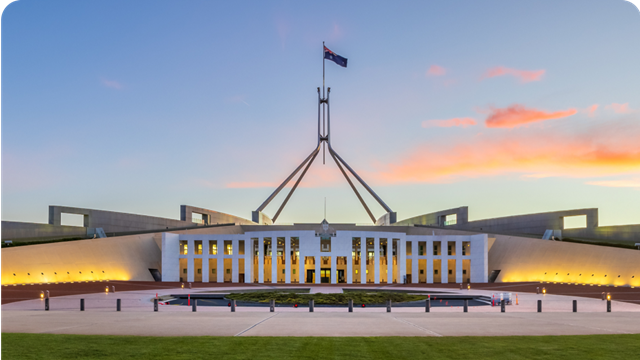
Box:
[2, 0, 639, 226]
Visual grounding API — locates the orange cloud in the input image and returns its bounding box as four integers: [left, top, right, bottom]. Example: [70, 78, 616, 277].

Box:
[482, 66, 545, 83]
[586, 104, 599, 117]
[374, 125, 640, 184]
[607, 103, 633, 114]
[485, 104, 577, 128]
[427, 65, 446, 76]
[586, 179, 640, 188]
[422, 118, 476, 128]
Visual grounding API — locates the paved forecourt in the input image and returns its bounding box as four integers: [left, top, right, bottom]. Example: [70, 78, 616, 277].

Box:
[3, 285, 640, 337]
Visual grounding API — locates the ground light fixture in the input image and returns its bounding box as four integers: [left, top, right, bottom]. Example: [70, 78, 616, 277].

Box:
[40, 291, 44, 299]
[105, 286, 109, 293]
[467, 284, 471, 290]
[607, 293, 611, 301]
[542, 287, 546, 294]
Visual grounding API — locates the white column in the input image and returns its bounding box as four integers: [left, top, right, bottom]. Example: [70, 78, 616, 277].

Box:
[387, 240, 393, 284]
[272, 239, 278, 283]
[427, 238, 434, 284]
[315, 256, 321, 284]
[411, 240, 418, 283]
[399, 238, 406, 284]
[299, 251, 305, 284]
[360, 240, 366, 284]
[456, 239, 463, 283]
[258, 238, 264, 283]
[217, 240, 224, 283]
[441, 252, 448, 284]
[285, 237, 291, 284]
[202, 240, 209, 283]
[347, 242, 353, 284]
[331, 255, 337, 284]
[245, 239, 252, 284]
[374, 238, 380, 284]
[187, 239, 195, 282]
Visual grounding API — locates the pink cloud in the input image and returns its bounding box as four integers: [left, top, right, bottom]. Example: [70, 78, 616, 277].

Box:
[485, 104, 577, 128]
[422, 118, 477, 128]
[607, 103, 633, 114]
[427, 65, 446, 76]
[101, 78, 123, 89]
[482, 66, 545, 83]
[585, 104, 599, 117]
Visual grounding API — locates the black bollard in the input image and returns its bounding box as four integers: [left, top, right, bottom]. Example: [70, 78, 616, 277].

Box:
[464, 299, 468, 313]
[500, 299, 505, 313]
[387, 300, 392, 313]
[348, 299, 353, 312]
[573, 300, 577, 313]
[154, 298, 158, 312]
[192, 299, 197, 312]
[537, 299, 542, 312]
[426, 297, 431, 313]
[607, 299, 611, 312]
[309, 299, 314, 312]
[117, 299, 121, 312]
[44, 298, 49, 311]
[270, 299, 275, 312]
[80, 298, 85, 311]
[231, 300, 236, 312]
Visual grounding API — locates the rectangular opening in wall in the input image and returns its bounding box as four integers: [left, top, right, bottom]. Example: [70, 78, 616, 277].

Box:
[194, 240, 202, 255]
[61, 213, 84, 227]
[192, 213, 204, 225]
[321, 238, 331, 252]
[563, 215, 587, 229]
[444, 214, 457, 226]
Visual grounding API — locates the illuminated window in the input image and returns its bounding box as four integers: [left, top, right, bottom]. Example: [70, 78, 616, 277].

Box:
[195, 240, 203, 255]
[462, 242, 470, 255]
[210, 242, 218, 255]
[224, 240, 232, 255]
[180, 241, 188, 255]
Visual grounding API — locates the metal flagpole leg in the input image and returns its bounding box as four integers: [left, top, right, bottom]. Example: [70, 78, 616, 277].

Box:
[329, 149, 376, 223]
[272, 147, 320, 222]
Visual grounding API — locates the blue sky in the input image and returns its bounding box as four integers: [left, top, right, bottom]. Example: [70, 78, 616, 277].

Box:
[2, 0, 639, 226]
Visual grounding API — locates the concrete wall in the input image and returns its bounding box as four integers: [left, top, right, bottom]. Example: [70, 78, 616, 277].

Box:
[564, 224, 640, 242]
[395, 207, 469, 227]
[488, 234, 640, 287]
[49, 205, 192, 233]
[1, 233, 162, 285]
[1, 221, 89, 241]
[460, 208, 598, 237]
[180, 205, 255, 225]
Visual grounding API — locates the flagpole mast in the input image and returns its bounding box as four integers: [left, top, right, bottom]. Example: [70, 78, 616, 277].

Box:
[322, 41, 326, 164]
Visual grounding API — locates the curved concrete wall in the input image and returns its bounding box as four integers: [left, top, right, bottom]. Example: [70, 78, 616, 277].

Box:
[1, 233, 162, 285]
[489, 235, 640, 287]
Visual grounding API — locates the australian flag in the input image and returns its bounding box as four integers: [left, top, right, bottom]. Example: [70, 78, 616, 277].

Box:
[324, 46, 347, 68]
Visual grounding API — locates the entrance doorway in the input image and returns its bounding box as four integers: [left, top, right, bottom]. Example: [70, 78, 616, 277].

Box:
[321, 268, 331, 283]
[306, 269, 315, 283]
[337, 269, 345, 283]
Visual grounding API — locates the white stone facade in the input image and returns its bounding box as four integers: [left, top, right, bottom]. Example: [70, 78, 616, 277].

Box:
[161, 230, 488, 284]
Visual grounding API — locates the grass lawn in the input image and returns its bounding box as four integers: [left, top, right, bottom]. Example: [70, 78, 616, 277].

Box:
[2, 333, 639, 359]
[225, 291, 428, 305]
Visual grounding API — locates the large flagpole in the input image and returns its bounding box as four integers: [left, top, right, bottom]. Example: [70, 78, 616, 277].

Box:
[322, 41, 326, 164]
